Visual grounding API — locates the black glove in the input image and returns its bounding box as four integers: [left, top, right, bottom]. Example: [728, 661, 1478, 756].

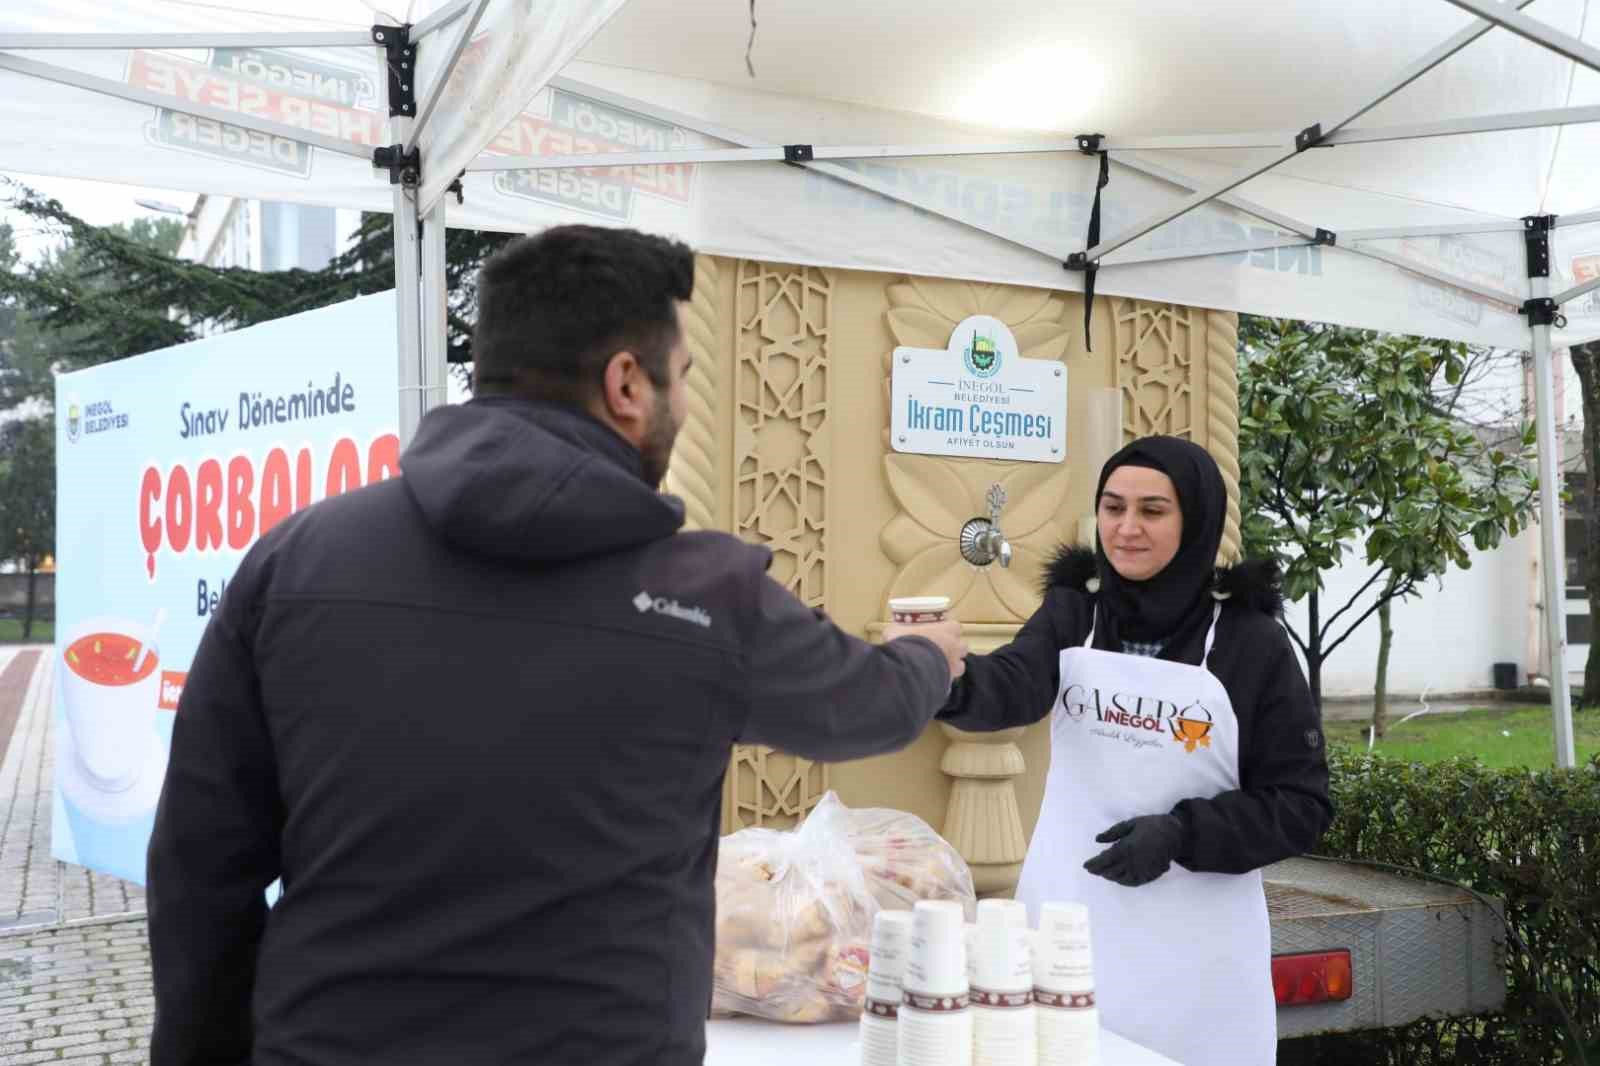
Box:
[1083, 814, 1185, 887]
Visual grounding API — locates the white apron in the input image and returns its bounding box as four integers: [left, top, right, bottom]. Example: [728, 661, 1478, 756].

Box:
[1014, 605, 1276, 1066]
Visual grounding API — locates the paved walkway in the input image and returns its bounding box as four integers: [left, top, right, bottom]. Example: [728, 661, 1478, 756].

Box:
[0, 918, 152, 1064]
[0, 648, 152, 1065]
[1320, 695, 1485, 723]
[0, 652, 145, 930]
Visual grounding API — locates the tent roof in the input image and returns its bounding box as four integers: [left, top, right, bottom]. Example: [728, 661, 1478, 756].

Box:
[9, 0, 1600, 215]
[582, 0, 1598, 218]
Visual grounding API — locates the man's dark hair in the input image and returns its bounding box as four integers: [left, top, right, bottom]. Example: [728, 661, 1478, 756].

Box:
[472, 225, 694, 405]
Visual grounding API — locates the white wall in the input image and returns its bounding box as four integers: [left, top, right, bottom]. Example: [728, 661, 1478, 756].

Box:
[1280, 527, 1534, 698]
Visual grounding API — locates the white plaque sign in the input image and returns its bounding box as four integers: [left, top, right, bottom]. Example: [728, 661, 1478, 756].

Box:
[891, 315, 1067, 463]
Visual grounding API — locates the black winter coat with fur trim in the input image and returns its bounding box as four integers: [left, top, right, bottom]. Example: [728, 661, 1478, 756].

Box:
[938, 546, 1332, 875]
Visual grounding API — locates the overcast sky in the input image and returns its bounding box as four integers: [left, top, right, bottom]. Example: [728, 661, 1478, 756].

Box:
[2, 170, 197, 264]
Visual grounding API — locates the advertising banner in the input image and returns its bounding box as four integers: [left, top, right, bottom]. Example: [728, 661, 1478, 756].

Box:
[52, 291, 399, 884]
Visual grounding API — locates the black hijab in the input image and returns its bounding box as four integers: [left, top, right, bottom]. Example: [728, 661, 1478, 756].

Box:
[1092, 435, 1227, 658]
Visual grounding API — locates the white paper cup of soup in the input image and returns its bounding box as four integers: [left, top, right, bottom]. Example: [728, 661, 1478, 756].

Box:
[59, 616, 161, 791]
[889, 596, 952, 625]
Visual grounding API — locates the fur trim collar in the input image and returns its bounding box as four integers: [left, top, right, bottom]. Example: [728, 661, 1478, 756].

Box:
[1042, 545, 1285, 617]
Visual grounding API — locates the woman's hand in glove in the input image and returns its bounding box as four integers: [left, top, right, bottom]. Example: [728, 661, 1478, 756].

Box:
[1082, 814, 1184, 887]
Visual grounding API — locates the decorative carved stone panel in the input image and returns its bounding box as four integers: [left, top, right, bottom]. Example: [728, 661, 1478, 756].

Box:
[735, 261, 832, 608]
[725, 745, 833, 831]
[1112, 298, 1242, 565]
[689, 261, 1244, 839]
[1115, 299, 1196, 441]
[1205, 310, 1242, 564]
[879, 277, 1076, 624]
[724, 260, 834, 830]
[663, 255, 722, 532]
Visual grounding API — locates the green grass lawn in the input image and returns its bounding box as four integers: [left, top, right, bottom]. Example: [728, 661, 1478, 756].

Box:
[1326, 704, 1600, 769]
[0, 618, 53, 643]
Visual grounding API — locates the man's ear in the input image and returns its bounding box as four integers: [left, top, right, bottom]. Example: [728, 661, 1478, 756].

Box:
[597, 350, 651, 441]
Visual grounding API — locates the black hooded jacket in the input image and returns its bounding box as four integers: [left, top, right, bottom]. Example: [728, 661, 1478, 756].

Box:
[146, 397, 950, 1066]
[938, 546, 1332, 874]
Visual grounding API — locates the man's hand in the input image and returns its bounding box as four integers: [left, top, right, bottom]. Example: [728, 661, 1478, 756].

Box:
[1082, 814, 1184, 887]
[884, 618, 968, 683]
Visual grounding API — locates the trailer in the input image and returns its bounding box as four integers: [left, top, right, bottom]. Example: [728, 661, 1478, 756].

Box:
[1266, 858, 1506, 1038]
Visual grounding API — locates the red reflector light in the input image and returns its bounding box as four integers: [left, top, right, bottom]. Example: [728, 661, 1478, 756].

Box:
[1272, 950, 1353, 1007]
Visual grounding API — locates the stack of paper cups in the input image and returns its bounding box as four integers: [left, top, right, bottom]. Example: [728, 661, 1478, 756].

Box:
[971, 900, 1036, 1066]
[862, 911, 914, 1066]
[899, 900, 973, 1066]
[965, 923, 979, 988]
[1033, 903, 1098, 1066]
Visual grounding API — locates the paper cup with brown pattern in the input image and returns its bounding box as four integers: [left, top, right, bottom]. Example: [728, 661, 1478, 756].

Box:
[889, 596, 951, 625]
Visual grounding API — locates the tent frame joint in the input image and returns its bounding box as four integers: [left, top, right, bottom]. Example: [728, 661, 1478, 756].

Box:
[1523, 213, 1555, 278]
[1064, 252, 1091, 272]
[783, 144, 814, 164]
[1522, 297, 1565, 328]
[1313, 228, 1338, 246]
[1075, 133, 1105, 154]
[1295, 123, 1326, 152]
[373, 23, 417, 118]
[374, 144, 421, 187]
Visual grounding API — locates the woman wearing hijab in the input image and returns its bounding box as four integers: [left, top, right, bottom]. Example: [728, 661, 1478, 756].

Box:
[928, 435, 1332, 1066]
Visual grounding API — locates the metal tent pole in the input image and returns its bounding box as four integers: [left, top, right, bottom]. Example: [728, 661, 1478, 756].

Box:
[420, 199, 449, 419]
[1524, 218, 1580, 768]
[388, 101, 426, 446]
[393, 186, 426, 445]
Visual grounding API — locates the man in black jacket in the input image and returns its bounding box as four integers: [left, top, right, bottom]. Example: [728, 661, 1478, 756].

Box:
[146, 225, 967, 1066]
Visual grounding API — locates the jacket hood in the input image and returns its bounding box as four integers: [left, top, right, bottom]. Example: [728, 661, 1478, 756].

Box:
[401, 397, 685, 565]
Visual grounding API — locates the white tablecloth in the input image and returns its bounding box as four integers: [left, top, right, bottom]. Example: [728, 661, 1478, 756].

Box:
[706, 1017, 1182, 1065]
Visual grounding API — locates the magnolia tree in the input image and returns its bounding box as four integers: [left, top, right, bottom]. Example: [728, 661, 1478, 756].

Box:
[1238, 317, 1539, 731]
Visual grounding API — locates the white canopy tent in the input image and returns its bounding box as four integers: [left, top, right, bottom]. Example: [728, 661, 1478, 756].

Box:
[2, 0, 1595, 765]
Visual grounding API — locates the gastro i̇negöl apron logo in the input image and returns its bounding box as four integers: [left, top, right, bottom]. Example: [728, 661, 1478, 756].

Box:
[1060, 683, 1214, 753]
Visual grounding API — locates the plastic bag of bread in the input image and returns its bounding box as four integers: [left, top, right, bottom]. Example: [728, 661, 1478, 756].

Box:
[845, 803, 976, 917]
[713, 793, 875, 1023]
[712, 792, 975, 1023]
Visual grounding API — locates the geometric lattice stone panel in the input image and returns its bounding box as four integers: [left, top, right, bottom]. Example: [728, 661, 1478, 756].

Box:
[724, 746, 828, 832]
[724, 260, 834, 833]
[734, 260, 831, 608]
[1115, 299, 1196, 442]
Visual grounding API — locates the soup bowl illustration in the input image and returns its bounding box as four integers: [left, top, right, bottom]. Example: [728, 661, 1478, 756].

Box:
[59, 616, 161, 791]
[1170, 714, 1213, 754]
